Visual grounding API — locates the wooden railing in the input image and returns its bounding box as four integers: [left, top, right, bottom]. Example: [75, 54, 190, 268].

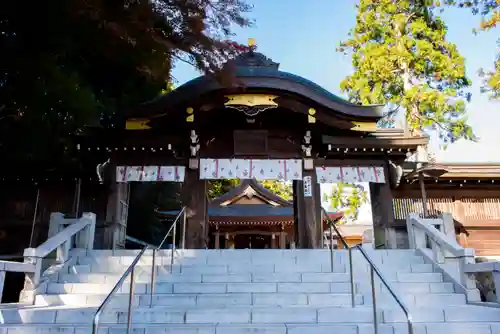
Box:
[393, 197, 500, 226]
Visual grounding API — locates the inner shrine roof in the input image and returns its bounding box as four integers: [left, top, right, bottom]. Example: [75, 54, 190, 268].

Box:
[157, 206, 293, 217]
[128, 50, 385, 120]
[156, 178, 344, 221]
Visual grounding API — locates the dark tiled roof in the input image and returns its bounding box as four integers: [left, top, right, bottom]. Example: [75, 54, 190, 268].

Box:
[157, 206, 343, 219]
[158, 204, 293, 217]
[210, 204, 292, 216]
[128, 50, 384, 120]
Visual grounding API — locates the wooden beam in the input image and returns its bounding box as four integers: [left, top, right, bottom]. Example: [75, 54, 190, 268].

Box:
[322, 135, 428, 148]
[315, 158, 386, 167]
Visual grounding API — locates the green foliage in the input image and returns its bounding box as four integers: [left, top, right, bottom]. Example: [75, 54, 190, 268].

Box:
[339, 0, 476, 144]
[207, 179, 293, 201]
[443, 0, 499, 30]
[258, 180, 293, 201]
[445, 0, 499, 99]
[322, 183, 368, 224]
[207, 179, 241, 199]
[440, 1, 499, 99]
[0, 0, 252, 173]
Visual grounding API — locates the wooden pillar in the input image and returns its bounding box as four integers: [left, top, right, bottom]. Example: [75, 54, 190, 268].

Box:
[104, 183, 117, 249]
[271, 233, 276, 249]
[280, 232, 286, 249]
[370, 164, 396, 249]
[418, 172, 429, 217]
[314, 180, 322, 248]
[293, 179, 315, 248]
[292, 180, 302, 247]
[104, 181, 130, 249]
[302, 171, 319, 248]
[182, 170, 207, 249]
[214, 232, 220, 249]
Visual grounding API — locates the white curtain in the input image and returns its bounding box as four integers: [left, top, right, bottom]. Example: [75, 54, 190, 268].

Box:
[199, 159, 303, 181]
[315, 166, 385, 184]
[116, 166, 186, 182]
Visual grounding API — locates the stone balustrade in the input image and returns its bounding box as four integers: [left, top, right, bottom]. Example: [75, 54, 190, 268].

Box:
[0, 212, 96, 304]
[405, 212, 499, 304]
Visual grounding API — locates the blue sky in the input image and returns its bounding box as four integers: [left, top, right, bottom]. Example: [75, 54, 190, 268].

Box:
[172, 0, 499, 163]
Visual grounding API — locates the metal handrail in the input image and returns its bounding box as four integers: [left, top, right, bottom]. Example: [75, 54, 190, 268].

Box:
[321, 207, 355, 307]
[157, 206, 187, 250]
[353, 245, 414, 334]
[92, 245, 149, 334]
[92, 207, 187, 333]
[321, 207, 413, 333]
[149, 206, 187, 307]
[125, 235, 156, 248]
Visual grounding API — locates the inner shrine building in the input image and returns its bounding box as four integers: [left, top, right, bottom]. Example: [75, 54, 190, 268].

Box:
[156, 179, 348, 250]
[79, 41, 430, 249]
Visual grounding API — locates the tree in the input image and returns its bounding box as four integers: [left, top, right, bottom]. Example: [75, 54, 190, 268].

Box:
[259, 180, 293, 201]
[207, 179, 240, 199]
[207, 179, 293, 200]
[0, 0, 252, 174]
[322, 183, 368, 224]
[445, 0, 499, 98]
[480, 59, 500, 99]
[339, 0, 475, 145]
[445, 0, 499, 30]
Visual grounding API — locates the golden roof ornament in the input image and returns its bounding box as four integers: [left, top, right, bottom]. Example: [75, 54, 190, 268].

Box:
[248, 38, 256, 48]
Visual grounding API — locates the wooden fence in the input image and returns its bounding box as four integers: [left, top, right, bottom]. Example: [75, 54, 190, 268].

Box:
[393, 197, 500, 227]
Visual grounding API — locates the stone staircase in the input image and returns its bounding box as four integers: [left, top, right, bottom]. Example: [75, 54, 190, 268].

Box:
[1, 248, 500, 334]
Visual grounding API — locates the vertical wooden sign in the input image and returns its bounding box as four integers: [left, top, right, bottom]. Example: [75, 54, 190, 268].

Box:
[303, 176, 312, 197]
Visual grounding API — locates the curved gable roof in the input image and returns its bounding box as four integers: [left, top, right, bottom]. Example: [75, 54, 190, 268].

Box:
[210, 179, 292, 207]
[128, 50, 385, 120]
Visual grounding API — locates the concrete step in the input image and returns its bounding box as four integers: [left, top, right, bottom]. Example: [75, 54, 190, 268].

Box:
[363, 292, 466, 307]
[49, 279, 450, 297]
[35, 292, 364, 308]
[351, 272, 443, 284]
[76, 254, 426, 267]
[3, 322, 500, 334]
[358, 282, 455, 294]
[45, 282, 355, 295]
[58, 272, 351, 284]
[59, 270, 440, 285]
[36, 290, 466, 308]
[76, 251, 425, 268]
[68, 261, 430, 276]
[81, 248, 418, 260]
[1, 305, 500, 325]
[69, 263, 349, 274]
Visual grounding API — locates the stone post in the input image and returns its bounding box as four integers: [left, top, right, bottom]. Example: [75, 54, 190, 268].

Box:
[48, 212, 65, 238]
[0, 270, 5, 303]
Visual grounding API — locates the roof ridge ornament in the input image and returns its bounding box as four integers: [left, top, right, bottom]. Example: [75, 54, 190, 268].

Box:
[228, 38, 280, 70]
[243, 185, 256, 199]
[248, 38, 256, 48]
